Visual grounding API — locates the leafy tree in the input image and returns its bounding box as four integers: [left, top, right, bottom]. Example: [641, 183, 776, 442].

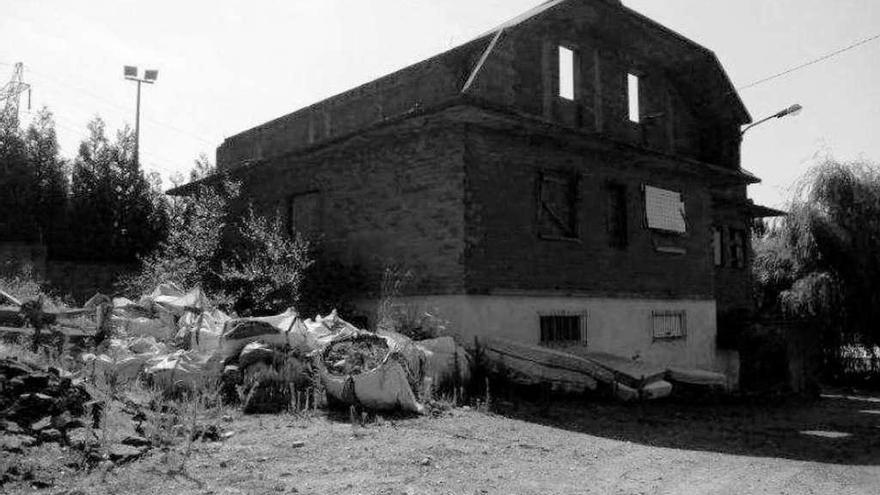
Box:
[68, 116, 167, 261]
[0, 110, 37, 241]
[753, 157, 880, 364]
[24, 108, 68, 254]
[123, 179, 240, 293]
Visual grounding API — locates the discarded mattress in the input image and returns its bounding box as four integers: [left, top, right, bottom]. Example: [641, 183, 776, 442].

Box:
[666, 367, 728, 388]
[480, 338, 613, 393]
[641, 380, 673, 400]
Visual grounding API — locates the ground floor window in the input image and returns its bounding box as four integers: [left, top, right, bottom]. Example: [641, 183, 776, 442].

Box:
[539, 313, 587, 346]
[651, 310, 687, 340]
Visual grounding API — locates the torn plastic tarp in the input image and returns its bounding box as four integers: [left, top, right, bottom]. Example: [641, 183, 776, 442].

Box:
[145, 350, 214, 390]
[416, 336, 472, 390]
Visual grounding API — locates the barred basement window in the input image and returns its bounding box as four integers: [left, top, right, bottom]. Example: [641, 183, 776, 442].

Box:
[651, 311, 686, 340]
[540, 314, 587, 346]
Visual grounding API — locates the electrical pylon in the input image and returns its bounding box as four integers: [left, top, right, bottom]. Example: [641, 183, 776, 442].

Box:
[0, 62, 32, 126]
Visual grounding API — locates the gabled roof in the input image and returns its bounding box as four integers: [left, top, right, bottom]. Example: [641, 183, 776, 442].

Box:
[463, 0, 750, 123]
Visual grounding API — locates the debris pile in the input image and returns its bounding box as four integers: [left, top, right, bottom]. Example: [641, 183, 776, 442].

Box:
[0, 357, 91, 445]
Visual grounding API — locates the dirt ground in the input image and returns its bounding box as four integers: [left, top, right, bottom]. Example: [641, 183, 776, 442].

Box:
[4, 391, 880, 495]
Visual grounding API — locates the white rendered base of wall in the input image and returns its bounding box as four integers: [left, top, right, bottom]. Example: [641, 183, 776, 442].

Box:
[363, 294, 739, 388]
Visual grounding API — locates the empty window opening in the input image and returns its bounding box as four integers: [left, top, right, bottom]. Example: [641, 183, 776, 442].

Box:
[540, 314, 587, 346]
[713, 227, 724, 267]
[652, 311, 686, 340]
[538, 170, 580, 240]
[628, 73, 640, 123]
[644, 185, 687, 233]
[606, 183, 628, 248]
[559, 46, 575, 100]
[288, 191, 321, 238]
[729, 228, 746, 268]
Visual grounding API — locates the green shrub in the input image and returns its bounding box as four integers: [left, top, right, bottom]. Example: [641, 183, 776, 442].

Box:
[217, 207, 313, 316]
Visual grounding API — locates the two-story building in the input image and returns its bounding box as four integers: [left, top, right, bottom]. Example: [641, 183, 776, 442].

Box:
[172, 0, 782, 384]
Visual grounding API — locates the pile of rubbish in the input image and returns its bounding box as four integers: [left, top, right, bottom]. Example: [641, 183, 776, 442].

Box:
[70, 283, 472, 415]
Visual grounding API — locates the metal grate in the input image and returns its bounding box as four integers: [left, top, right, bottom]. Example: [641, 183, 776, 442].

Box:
[645, 185, 686, 233]
[540, 314, 587, 346]
[651, 311, 687, 340]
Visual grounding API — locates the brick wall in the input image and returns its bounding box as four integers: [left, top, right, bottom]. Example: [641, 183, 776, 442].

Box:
[465, 0, 746, 169]
[463, 124, 715, 298]
[216, 40, 487, 171]
[235, 119, 467, 295]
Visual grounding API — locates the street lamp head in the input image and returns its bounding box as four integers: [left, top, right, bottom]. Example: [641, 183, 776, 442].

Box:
[776, 104, 803, 118]
[124, 65, 138, 78]
[144, 70, 158, 82]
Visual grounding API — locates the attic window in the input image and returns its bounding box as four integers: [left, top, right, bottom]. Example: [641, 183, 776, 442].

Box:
[627, 73, 640, 123]
[559, 46, 575, 100]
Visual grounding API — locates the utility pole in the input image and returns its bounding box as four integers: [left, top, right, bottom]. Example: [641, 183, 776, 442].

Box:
[0, 62, 31, 126]
[123, 66, 158, 169]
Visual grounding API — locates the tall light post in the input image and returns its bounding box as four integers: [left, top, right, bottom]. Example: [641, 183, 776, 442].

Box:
[741, 104, 803, 136]
[123, 66, 158, 169]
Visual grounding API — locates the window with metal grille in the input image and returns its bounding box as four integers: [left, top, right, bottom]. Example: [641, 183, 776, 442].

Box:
[644, 185, 687, 233]
[651, 311, 686, 340]
[538, 170, 579, 240]
[540, 314, 587, 346]
[606, 183, 628, 248]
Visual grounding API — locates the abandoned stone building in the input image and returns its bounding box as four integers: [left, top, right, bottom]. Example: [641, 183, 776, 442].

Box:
[172, 0, 782, 385]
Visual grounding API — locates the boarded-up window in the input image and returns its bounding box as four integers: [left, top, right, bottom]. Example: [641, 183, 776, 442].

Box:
[651, 311, 686, 340]
[538, 171, 579, 239]
[712, 226, 724, 266]
[644, 185, 686, 233]
[729, 228, 746, 268]
[540, 313, 587, 346]
[288, 191, 321, 237]
[606, 183, 628, 248]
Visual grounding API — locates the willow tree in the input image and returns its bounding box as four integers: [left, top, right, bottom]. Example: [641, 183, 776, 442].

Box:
[753, 157, 880, 363]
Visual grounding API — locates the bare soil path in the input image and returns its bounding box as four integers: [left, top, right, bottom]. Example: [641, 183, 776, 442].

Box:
[4, 392, 880, 494]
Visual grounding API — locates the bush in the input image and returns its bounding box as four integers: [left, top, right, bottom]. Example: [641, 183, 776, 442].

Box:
[121, 180, 239, 294]
[216, 207, 313, 316]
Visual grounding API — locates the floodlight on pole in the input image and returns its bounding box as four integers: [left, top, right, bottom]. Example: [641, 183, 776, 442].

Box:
[123, 65, 158, 170]
[741, 104, 803, 136]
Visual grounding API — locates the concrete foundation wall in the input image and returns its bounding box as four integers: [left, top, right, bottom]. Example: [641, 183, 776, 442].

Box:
[375, 293, 739, 384]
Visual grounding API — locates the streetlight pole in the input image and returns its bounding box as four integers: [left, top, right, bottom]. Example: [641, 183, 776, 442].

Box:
[123, 66, 158, 169]
[741, 104, 803, 136]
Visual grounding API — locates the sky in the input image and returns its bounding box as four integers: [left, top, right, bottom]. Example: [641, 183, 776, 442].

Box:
[2, 0, 879, 208]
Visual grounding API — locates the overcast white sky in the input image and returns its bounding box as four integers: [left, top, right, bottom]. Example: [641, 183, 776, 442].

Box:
[2, 0, 879, 208]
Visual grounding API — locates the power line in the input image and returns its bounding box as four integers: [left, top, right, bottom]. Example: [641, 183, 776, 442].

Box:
[1, 60, 215, 146]
[738, 32, 880, 91]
